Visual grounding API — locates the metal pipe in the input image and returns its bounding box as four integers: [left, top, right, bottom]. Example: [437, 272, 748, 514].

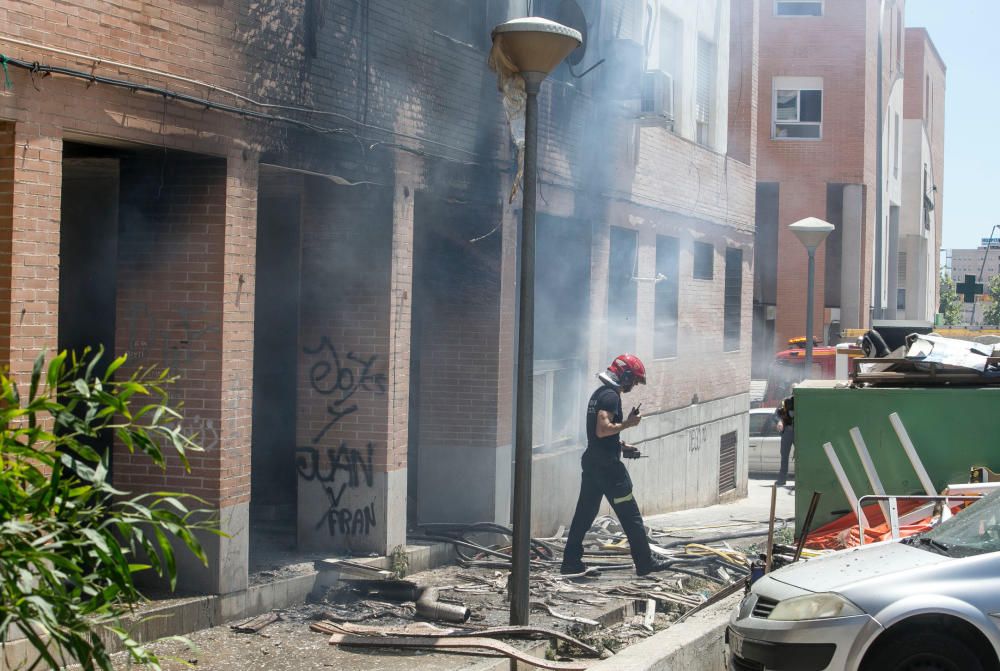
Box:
[849, 427, 891, 524]
[873, 0, 886, 321]
[822, 441, 869, 531]
[510, 71, 545, 627]
[969, 223, 1000, 326]
[888, 412, 936, 496]
[764, 485, 777, 573]
[416, 587, 471, 624]
[793, 492, 822, 562]
[806, 247, 816, 369]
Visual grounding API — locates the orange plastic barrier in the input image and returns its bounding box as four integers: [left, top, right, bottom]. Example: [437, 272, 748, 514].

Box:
[805, 500, 968, 550]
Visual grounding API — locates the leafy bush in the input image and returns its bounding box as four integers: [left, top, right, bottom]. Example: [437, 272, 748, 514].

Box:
[0, 350, 218, 670]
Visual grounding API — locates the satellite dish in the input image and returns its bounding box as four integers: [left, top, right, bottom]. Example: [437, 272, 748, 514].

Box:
[555, 0, 588, 65]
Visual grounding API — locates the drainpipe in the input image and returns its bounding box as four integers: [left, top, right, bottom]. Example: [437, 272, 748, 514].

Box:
[873, 0, 887, 323]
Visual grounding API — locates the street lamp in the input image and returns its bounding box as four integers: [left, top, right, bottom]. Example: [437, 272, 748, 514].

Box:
[789, 217, 835, 371]
[490, 17, 581, 627]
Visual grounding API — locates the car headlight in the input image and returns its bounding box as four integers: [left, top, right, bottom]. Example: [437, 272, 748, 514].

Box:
[768, 593, 863, 621]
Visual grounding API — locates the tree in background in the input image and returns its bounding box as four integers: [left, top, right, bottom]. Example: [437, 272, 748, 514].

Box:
[983, 275, 1000, 327]
[0, 350, 218, 670]
[938, 274, 963, 326]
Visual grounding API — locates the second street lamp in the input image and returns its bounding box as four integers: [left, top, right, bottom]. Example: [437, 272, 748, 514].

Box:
[489, 17, 581, 627]
[789, 217, 835, 371]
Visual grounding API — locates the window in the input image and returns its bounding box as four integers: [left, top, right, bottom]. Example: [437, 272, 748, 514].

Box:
[774, 77, 823, 139]
[696, 38, 716, 147]
[897, 288, 906, 311]
[750, 412, 779, 437]
[654, 235, 680, 358]
[607, 227, 638, 361]
[724, 247, 743, 351]
[923, 165, 931, 230]
[775, 1, 822, 16]
[897, 252, 907, 310]
[693, 241, 714, 280]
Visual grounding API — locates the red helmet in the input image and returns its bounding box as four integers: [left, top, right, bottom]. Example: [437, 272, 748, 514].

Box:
[602, 353, 646, 389]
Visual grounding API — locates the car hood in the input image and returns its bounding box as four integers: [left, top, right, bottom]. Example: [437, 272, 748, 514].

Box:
[768, 541, 951, 593]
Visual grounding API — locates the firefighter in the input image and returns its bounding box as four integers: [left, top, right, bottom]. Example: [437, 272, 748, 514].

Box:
[561, 354, 670, 576]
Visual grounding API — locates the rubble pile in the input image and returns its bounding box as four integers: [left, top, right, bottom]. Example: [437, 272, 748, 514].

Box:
[303, 516, 767, 667]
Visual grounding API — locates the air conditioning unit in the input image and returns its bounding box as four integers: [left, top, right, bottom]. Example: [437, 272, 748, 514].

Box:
[640, 70, 675, 120]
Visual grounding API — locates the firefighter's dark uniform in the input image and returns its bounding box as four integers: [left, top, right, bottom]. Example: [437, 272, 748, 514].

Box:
[563, 384, 655, 572]
[775, 395, 795, 485]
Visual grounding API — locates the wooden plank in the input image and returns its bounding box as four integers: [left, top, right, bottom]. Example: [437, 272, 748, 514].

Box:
[312, 620, 601, 657]
[230, 611, 281, 634]
[324, 633, 592, 670]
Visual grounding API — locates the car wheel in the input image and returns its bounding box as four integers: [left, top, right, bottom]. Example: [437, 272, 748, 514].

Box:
[862, 629, 986, 671]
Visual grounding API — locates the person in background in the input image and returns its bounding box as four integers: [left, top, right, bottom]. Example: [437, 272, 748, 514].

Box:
[774, 393, 795, 486]
[560, 354, 670, 576]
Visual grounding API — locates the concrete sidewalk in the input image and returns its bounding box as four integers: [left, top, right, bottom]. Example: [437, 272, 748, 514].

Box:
[585, 477, 796, 671]
[645, 477, 796, 535]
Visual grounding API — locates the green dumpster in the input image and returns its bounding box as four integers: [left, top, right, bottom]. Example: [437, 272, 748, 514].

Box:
[794, 380, 1000, 535]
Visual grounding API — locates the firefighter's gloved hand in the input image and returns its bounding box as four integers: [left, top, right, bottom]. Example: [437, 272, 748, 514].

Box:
[622, 445, 642, 459]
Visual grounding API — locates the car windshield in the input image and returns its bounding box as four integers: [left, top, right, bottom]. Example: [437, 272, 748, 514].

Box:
[908, 488, 1000, 558]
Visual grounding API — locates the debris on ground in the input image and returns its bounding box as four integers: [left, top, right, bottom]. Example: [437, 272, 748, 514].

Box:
[301, 516, 775, 667]
[230, 611, 282, 634]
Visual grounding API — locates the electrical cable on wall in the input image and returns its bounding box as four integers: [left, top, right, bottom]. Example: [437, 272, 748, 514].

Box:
[0, 53, 488, 168]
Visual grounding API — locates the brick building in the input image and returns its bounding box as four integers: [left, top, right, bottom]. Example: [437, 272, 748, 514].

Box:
[749, 0, 945, 375]
[0, 0, 757, 598]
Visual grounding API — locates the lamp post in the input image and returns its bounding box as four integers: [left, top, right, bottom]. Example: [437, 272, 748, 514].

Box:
[790, 217, 835, 371]
[490, 17, 581, 627]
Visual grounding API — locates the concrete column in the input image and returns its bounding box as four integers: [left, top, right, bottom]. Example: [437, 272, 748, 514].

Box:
[384, 171, 412, 550]
[202, 152, 258, 595]
[295, 177, 404, 556]
[840, 185, 864, 330]
[493, 199, 520, 527]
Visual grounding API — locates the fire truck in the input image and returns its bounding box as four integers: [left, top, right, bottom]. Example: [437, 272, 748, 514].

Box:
[757, 337, 859, 408]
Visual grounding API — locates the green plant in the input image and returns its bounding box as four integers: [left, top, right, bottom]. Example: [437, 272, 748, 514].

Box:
[0, 349, 219, 670]
[938, 274, 963, 326]
[390, 544, 409, 579]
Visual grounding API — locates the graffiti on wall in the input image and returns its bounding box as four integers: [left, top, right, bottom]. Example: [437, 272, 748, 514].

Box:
[304, 336, 387, 444]
[123, 303, 220, 371]
[299, 337, 387, 539]
[297, 442, 378, 538]
[187, 415, 220, 452]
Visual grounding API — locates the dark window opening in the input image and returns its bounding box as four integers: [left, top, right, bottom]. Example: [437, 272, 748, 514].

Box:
[724, 247, 743, 351]
[654, 235, 680, 358]
[694, 241, 714, 280]
[775, 88, 822, 139]
[607, 227, 638, 361]
[824, 184, 844, 308]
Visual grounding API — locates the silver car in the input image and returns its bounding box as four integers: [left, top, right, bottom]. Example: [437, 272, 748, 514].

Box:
[748, 408, 792, 477]
[728, 488, 1000, 670]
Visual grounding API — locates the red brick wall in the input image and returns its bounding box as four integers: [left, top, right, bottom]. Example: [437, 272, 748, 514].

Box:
[219, 154, 257, 507]
[113, 155, 228, 505]
[295, 178, 393, 545]
[411, 199, 502, 454]
[756, 0, 882, 346]
[6, 123, 62, 383]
